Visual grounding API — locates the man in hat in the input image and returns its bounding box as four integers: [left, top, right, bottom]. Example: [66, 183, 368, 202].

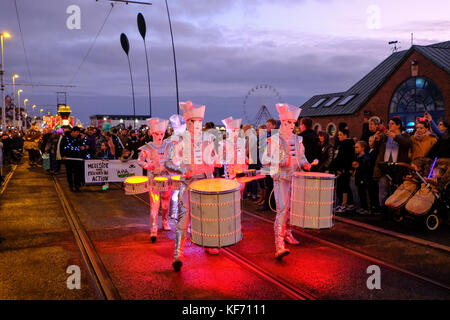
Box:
[165, 101, 216, 271]
[263, 104, 317, 259]
[60, 126, 85, 192]
[137, 118, 172, 242]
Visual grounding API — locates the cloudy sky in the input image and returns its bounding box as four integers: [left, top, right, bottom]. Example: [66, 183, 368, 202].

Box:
[1, 0, 449, 125]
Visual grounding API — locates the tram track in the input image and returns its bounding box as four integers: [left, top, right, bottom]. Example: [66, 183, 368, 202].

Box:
[126, 183, 449, 294]
[108, 182, 450, 298]
[52, 177, 121, 300]
[125, 187, 317, 300]
[242, 209, 450, 292]
[334, 216, 450, 253]
[0, 165, 17, 196]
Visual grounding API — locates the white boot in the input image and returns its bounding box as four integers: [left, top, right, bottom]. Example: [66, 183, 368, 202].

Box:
[162, 220, 171, 231]
[205, 248, 220, 255]
[285, 229, 300, 245]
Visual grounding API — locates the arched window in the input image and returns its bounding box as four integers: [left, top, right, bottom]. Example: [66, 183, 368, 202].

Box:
[389, 77, 445, 131]
[326, 122, 336, 137]
[313, 123, 322, 135]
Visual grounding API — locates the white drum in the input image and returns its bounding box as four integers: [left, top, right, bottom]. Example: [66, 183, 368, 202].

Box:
[290, 172, 336, 229]
[124, 176, 149, 195]
[189, 178, 242, 248]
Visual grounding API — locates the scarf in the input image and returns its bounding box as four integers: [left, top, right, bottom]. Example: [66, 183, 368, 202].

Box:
[414, 130, 430, 142]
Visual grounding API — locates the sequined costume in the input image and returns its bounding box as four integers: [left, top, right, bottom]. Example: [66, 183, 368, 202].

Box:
[164, 101, 215, 271]
[137, 118, 172, 242]
[263, 104, 310, 259]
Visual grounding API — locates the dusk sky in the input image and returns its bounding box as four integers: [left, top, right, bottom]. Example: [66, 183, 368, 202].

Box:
[1, 0, 449, 125]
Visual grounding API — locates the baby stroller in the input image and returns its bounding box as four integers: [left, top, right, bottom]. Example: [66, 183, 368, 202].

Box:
[385, 158, 450, 231]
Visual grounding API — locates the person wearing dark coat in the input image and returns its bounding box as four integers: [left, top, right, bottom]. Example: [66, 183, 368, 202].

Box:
[353, 141, 372, 214]
[299, 117, 320, 164]
[60, 127, 85, 192]
[316, 131, 334, 172]
[125, 130, 141, 160]
[332, 128, 355, 212]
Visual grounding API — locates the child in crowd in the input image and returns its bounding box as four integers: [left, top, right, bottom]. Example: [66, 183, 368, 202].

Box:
[353, 141, 372, 215]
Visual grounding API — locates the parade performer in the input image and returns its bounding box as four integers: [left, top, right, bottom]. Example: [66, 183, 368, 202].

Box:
[164, 101, 216, 271]
[217, 117, 247, 179]
[137, 118, 172, 243]
[263, 104, 316, 259]
[167, 114, 186, 218]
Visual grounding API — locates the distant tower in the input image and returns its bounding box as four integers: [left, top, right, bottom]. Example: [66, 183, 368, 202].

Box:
[253, 105, 273, 127]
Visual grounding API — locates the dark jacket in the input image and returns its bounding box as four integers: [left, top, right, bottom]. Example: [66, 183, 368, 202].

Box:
[60, 132, 85, 159]
[125, 137, 141, 160]
[360, 122, 371, 143]
[95, 149, 114, 160]
[299, 129, 320, 163]
[111, 134, 123, 158]
[41, 132, 52, 153]
[428, 136, 450, 159]
[368, 148, 378, 176]
[332, 138, 355, 172]
[317, 142, 334, 172]
[355, 153, 371, 186]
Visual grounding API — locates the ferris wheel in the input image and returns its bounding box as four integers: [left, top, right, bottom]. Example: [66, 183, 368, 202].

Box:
[242, 84, 283, 126]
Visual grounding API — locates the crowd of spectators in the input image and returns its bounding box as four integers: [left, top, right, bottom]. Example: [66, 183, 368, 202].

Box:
[1, 110, 449, 218]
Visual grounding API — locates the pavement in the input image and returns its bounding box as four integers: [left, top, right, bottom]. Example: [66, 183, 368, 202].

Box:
[1, 162, 449, 299]
[0, 164, 99, 299]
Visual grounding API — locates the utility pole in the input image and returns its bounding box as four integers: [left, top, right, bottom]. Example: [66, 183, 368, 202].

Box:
[165, 0, 180, 115]
[1, 32, 11, 130]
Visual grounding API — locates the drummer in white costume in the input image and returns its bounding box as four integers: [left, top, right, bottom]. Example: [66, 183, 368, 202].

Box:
[137, 118, 172, 243]
[218, 117, 247, 179]
[263, 104, 316, 259]
[164, 101, 216, 271]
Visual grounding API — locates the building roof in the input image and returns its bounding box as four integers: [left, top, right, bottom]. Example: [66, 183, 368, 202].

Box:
[300, 41, 450, 117]
[90, 115, 150, 120]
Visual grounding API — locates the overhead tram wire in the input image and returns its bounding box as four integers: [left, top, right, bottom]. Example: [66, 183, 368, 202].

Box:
[97, 0, 152, 5]
[14, 0, 33, 91]
[67, 3, 115, 85]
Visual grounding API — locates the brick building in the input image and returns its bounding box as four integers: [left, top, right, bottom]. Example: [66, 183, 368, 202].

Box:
[300, 40, 450, 139]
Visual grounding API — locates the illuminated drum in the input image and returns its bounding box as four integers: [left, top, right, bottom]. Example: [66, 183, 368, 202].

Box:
[189, 178, 242, 248]
[290, 172, 336, 229]
[124, 176, 149, 195]
[170, 175, 182, 190]
[150, 176, 169, 192]
[243, 169, 256, 177]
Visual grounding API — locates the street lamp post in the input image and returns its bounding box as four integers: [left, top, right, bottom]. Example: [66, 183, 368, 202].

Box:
[22, 98, 28, 130]
[164, 0, 179, 115]
[32, 104, 36, 118]
[1, 32, 11, 131]
[12, 74, 18, 127]
[17, 89, 22, 129]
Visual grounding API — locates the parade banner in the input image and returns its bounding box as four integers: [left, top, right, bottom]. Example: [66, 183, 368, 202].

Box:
[84, 160, 143, 183]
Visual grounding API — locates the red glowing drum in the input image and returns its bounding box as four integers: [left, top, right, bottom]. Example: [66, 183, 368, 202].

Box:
[124, 176, 149, 195]
[189, 178, 242, 248]
[150, 176, 169, 192]
[290, 172, 336, 229]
